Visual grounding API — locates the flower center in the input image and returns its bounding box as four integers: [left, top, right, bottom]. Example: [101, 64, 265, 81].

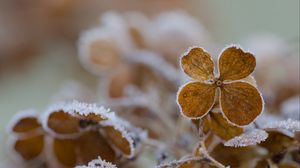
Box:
[215, 79, 223, 87]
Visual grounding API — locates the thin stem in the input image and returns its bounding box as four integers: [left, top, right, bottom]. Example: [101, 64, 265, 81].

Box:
[199, 141, 226, 168]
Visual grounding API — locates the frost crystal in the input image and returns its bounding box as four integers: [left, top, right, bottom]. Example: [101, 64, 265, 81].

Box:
[263, 119, 300, 132]
[156, 155, 200, 168]
[41, 100, 117, 138]
[75, 157, 117, 168]
[225, 129, 268, 147]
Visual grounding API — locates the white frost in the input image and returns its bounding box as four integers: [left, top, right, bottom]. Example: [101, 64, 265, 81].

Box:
[225, 129, 268, 147]
[75, 157, 117, 168]
[263, 119, 300, 132]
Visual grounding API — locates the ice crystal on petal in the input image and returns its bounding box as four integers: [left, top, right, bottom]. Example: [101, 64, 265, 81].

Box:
[100, 119, 136, 158]
[41, 100, 116, 138]
[75, 157, 117, 168]
[156, 155, 200, 168]
[225, 129, 268, 147]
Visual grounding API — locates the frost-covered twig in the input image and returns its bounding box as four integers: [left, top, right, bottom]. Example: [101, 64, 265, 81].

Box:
[155, 156, 204, 168]
[199, 141, 226, 168]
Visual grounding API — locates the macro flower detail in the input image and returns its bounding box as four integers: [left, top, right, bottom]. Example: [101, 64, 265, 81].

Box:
[177, 46, 264, 126]
[7, 101, 140, 168]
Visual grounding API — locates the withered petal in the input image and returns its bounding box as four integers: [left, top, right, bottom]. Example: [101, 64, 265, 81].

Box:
[53, 138, 77, 167]
[47, 111, 80, 135]
[178, 82, 216, 118]
[103, 126, 133, 157]
[78, 130, 116, 164]
[218, 46, 256, 81]
[206, 112, 244, 140]
[181, 47, 215, 81]
[14, 135, 44, 161]
[220, 82, 263, 126]
[13, 117, 41, 133]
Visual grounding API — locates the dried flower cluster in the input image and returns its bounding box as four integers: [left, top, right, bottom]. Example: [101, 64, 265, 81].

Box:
[7, 101, 146, 167]
[5, 11, 299, 168]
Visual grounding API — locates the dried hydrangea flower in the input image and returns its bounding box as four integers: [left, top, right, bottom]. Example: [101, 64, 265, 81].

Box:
[42, 101, 112, 138]
[78, 27, 124, 74]
[7, 110, 44, 163]
[177, 45, 264, 126]
[42, 101, 137, 162]
[6, 101, 142, 167]
[46, 130, 116, 167]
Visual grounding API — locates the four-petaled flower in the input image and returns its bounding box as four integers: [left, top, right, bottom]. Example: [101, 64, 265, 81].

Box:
[177, 46, 264, 126]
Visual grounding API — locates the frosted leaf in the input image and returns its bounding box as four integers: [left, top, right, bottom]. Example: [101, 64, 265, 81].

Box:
[75, 157, 117, 168]
[78, 27, 121, 74]
[263, 119, 300, 132]
[100, 119, 136, 158]
[225, 129, 268, 147]
[41, 100, 116, 138]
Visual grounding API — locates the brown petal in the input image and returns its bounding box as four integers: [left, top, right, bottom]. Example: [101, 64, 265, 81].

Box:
[178, 82, 216, 118]
[210, 143, 260, 167]
[254, 159, 269, 168]
[76, 113, 107, 126]
[103, 126, 133, 157]
[53, 138, 77, 167]
[219, 46, 256, 81]
[14, 135, 44, 160]
[108, 64, 135, 98]
[206, 112, 244, 140]
[89, 39, 120, 70]
[260, 131, 294, 154]
[78, 130, 116, 164]
[13, 117, 41, 133]
[220, 82, 263, 126]
[181, 47, 215, 81]
[47, 111, 80, 135]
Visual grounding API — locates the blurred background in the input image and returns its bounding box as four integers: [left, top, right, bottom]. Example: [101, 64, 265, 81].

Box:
[0, 0, 299, 166]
